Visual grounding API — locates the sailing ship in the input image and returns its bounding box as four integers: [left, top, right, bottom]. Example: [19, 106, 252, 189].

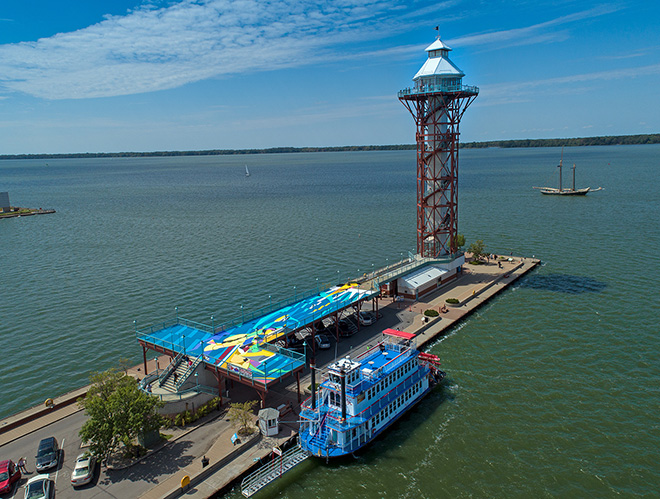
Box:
[298, 329, 445, 458]
[245, 165, 250, 177]
[533, 147, 602, 195]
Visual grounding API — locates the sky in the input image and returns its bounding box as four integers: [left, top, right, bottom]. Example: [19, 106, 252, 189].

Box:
[0, 0, 659, 155]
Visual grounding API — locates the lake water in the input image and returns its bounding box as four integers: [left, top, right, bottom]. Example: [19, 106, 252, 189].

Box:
[1, 146, 659, 496]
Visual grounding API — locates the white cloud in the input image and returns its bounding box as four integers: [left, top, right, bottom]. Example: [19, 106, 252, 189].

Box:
[0, 0, 421, 100]
[449, 4, 622, 50]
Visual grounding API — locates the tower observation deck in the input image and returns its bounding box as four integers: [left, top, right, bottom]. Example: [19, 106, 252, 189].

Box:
[399, 37, 478, 258]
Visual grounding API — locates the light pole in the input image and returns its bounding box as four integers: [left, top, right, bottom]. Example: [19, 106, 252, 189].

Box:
[175, 306, 178, 322]
[269, 295, 272, 309]
[182, 334, 186, 356]
[211, 315, 214, 333]
[294, 286, 297, 301]
[241, 305, 244, 324]
[316, 278, 319, 293]
[195, 372, 199, 390]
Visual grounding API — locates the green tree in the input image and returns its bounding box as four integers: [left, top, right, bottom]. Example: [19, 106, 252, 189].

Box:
[452, 233, 466, 252]
[78, 369, 163, 462]
[468, 239, 486, 262]
[227, 400, 258, 436]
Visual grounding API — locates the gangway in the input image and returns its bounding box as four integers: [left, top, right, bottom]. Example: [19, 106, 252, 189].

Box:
[241, 440, 310, 497]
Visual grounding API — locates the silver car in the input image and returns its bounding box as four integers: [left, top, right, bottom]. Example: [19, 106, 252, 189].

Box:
[24, 474, 53, 499]
[71, 453, 96, 487]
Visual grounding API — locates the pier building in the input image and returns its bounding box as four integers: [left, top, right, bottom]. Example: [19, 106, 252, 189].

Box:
[399, 36, 478, 259]
[135, 283, 379, 407]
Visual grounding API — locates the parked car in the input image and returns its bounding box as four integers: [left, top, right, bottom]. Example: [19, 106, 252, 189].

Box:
[71, 452, 96, 487]
[35, 437, 59, 473]
[315, 334, 331, 350]
[338, 318, 358, 337]
[358, 311, 374, 326]
[284, 332, 311, 353]
[24, 474, 54, 499]
[0, 459, 21, 495]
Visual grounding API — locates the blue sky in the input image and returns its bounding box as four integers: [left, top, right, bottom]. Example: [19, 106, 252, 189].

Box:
[1, 0, 659, 154]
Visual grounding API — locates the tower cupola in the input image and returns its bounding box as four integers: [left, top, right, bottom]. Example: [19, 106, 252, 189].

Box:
[413, 38, 465, 92]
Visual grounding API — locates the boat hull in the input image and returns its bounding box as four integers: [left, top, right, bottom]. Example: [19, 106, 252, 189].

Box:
[540, 188, 590, 195]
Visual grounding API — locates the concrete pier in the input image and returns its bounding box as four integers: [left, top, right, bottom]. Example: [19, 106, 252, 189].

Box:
[0, 254, 539, 499]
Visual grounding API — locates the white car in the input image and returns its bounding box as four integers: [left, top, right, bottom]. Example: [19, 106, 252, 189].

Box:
[358, 311, 374, 326]
[24, 474, 53, 499]
[71, 452, 96, 487]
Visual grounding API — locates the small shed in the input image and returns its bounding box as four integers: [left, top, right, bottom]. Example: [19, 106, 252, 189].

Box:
[258, 408, 280, 437]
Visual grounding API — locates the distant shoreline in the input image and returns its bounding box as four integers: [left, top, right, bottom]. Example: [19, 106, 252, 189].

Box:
[1, 133, 658, 160]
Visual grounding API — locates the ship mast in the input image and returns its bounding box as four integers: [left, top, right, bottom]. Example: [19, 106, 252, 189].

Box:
[558, 146, 563, 192]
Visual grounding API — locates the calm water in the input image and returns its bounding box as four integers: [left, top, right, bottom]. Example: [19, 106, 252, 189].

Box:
[1, 146, 659, 496]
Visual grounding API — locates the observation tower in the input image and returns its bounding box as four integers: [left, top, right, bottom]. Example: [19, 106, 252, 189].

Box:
[399, 36, 478, 258]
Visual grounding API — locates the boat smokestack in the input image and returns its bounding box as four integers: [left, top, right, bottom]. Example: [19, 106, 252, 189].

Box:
[310, 361, 316, 410]
[340, 368, 347, 421]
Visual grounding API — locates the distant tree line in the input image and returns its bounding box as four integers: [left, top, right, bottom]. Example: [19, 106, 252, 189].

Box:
[1, 134, 658, 160]
[461, 134, 660, 149]
[0, 144, 414, 160]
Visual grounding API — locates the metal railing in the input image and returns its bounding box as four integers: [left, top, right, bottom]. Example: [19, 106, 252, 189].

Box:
[149, 384, 218, 401]
[241, 439, 310, 497]
[174, 354, 203, 391]
[398, 84, 479, 97]
[158, 353, 183, 387]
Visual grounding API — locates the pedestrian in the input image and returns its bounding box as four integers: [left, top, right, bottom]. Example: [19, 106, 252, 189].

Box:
[18, 457, 27, 473]
[173, 372, 178, 383]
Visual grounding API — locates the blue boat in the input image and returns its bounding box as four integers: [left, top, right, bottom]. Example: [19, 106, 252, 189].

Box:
[299, 329, 445, 458]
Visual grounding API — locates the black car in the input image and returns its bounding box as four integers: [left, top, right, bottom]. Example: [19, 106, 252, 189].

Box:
[35, 437, 59, 472]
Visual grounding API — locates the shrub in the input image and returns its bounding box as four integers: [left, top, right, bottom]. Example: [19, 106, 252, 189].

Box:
[446, 298, 459, 304]
[424, 309, 439, 317]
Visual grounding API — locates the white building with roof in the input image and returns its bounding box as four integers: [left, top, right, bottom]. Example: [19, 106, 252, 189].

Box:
[396, 255, 465, 299]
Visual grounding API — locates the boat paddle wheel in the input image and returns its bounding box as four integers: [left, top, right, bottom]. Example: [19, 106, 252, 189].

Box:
[418, 352, 446, 384]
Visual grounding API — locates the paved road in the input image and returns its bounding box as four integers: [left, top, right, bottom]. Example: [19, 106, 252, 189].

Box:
[0, 410, 228, 499]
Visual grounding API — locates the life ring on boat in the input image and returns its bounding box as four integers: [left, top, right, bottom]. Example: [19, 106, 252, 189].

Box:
[45, 398, 54, 408]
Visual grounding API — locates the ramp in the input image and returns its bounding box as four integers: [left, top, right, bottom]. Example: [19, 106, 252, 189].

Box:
[241, 442, 310, 497]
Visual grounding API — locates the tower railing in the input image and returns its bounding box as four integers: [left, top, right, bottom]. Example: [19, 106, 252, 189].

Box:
[398, 84, 479, 98]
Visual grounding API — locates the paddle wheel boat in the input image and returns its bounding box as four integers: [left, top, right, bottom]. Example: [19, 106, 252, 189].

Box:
[299, 329, 445, 458]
